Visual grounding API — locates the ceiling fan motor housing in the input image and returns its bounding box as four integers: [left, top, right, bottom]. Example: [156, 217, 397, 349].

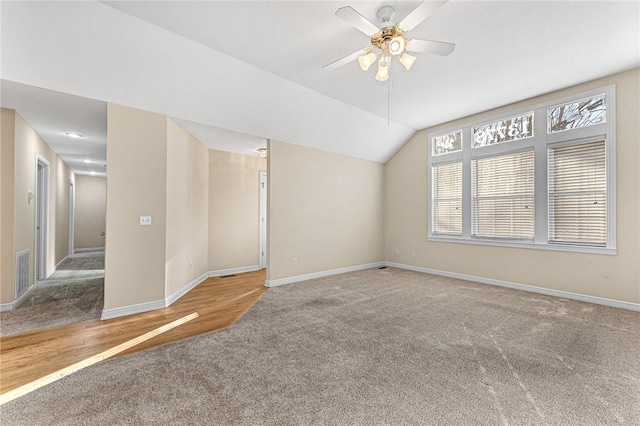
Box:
[371, 26, 405, 52]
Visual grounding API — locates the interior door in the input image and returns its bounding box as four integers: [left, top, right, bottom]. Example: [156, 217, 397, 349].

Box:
[259, 171, 267, 269]
[35, 158, 49, 280]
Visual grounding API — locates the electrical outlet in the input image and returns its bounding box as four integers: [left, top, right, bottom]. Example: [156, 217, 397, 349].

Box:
[395, 248, 400, 255]
[139, 216, 152, 226]
[292, 258, 297, 266]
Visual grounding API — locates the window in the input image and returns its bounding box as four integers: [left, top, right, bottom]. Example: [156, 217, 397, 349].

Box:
[548, 94, 606, 133]
[472, 151, 534, 240]
[548, 140, 606, 246]
[433, 162, 462, 235]
[428, 86, 615, 254]
[433, 130, 462, 155]
[473, 112, 534, 148]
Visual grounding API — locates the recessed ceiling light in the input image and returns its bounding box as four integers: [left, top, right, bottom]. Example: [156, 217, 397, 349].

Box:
[65, 132, 83, 138]
[89, 171, 96, 176]
[82, 159, 92, 163]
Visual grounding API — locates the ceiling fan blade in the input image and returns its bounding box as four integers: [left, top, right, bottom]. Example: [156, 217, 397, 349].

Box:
[406, 39, 455, 56]
[398, 1, 448, 32]
[335, 6, 380, 37]
[323, 48, 370, 71]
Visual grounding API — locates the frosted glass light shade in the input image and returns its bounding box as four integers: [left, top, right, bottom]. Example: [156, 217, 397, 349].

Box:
[399, 52, 417, 70]
[375, 57, 389, 82]
[358, 51, 377, 71]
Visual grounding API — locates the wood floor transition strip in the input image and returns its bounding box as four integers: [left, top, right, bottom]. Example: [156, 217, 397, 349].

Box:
[0, 270, 268, 398]
[0, 313, 199, 406]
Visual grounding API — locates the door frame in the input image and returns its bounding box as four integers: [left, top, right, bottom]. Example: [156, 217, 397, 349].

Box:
[68, 178, 75, 256]
[34, 154, 50, 281]
[259, 170, 267, 269]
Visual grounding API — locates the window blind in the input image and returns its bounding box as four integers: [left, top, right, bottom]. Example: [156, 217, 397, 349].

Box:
[548, 140, 606, 246]
[472, 151, 534, 239]
[432, 162, 462, 235]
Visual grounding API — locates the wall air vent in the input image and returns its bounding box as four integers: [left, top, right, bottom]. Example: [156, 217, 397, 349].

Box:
[15, 249, 30, 298]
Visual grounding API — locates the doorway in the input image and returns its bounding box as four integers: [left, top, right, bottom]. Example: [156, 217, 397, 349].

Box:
[68, 179, 75, 256]
[35, 155, 50, 281]
[259, 170, 267, 269]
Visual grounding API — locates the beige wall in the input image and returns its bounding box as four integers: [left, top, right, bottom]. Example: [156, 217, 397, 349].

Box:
[104, 103, 167, 309]
[54, 158, 74, 261]
[208, 149, 266, 271]
[1, 110, 72, 304]
[74, 175, 106, 250]
[15, 114, 68, 277]
[268, 140, 384, 281]
[384, 68, 640, 304]
[165, 119, 209, 297]
[1, 109, 16, 304]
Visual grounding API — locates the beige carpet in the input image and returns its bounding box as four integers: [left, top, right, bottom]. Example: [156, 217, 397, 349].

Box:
[1, 267, 638, 425]
[0, 252, 104, 336]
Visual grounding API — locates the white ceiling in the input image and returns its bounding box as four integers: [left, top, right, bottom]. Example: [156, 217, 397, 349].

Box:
[1, 1, 638, 168]
[0, 80, 268, 175]
[1, 80, 108, 177]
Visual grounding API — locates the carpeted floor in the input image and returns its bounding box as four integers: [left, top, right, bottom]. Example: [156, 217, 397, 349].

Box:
[0, 252, 104, 336]
[1, 267, 638, 425]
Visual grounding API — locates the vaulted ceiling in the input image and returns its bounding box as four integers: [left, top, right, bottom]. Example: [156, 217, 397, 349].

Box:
[1, 1, 638, 172]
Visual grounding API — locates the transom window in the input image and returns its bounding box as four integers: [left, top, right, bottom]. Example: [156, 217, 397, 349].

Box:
[473, 112, 534, 148]
[433, 130, 462, 156]
[428, 86, 615, 254]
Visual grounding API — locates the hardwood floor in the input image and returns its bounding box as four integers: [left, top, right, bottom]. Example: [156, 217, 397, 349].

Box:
[0, 270, 267, 401]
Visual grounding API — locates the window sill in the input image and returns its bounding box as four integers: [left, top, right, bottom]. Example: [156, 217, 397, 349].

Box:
[427, 235, 617, 255]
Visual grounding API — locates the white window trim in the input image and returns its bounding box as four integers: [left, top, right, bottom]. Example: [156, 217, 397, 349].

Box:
[427, 85, 616, 255]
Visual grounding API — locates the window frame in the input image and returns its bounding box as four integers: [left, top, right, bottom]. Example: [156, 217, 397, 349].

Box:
[427, 85, 616, 255]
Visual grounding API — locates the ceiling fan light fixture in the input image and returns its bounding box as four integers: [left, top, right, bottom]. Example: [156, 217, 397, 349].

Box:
[388, 36, 405, 56]
[358, 51, 377, 71]
[399, 52, 417, 70]
[375, 56, 389, 82]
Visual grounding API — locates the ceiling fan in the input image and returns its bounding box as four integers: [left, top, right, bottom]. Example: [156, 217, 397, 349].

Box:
[323, 1, 455, 81]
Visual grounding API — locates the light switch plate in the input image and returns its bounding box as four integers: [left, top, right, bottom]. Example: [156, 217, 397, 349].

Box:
[139, 215, 152, 226]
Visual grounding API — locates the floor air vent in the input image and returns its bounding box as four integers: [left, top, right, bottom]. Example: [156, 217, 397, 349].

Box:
[379, 266, 388, 270]
[220, 274, 236, 278]
[15, 249, 30, 298]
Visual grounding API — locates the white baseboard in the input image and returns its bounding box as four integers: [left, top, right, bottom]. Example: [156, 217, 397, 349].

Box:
[14, 284, 35, 307]
[165, 272, 209, 306]
[265, 262, 385, 288]
[1, 284, 36, 312]
[101, 299, 166, 320]
[100, 265, 264, 320]
[74, 247, 105, 253]
[54, 255, 69, 271]
[44, 254, 70, 280]
[209, 265, 261, 278]
[385, 261, 640, 312]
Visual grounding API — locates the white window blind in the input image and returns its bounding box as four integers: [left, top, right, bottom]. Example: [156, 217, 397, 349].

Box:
[548, 141, 606, 246]
[472, 151, 535, 239]
[432, 162, 462, 235]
